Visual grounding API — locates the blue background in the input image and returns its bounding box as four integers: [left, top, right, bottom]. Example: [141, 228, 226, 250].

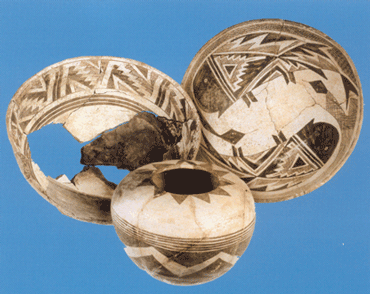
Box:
[1, 1, 369, 293]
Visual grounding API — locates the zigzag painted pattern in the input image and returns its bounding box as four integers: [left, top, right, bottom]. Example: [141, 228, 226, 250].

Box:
[125, 246, 238, 277]
[27, 95, 148, 134]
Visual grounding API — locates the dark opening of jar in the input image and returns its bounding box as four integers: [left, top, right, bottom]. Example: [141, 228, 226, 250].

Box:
[161, 169, 218, 195]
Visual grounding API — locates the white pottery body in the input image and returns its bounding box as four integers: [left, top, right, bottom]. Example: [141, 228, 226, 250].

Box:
[6, 56, 201, 224]
[111, 160, 256, 285]
[182, 19, 363, 202]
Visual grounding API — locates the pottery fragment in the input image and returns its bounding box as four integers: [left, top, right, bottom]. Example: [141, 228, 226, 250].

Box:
[71, 166, 117, 198]
[80, 112, 189, 171]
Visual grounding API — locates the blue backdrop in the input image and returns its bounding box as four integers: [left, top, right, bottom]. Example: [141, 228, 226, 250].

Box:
[1, 1, 369, 293]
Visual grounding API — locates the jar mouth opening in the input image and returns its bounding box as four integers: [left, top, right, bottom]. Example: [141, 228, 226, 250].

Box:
[153, 168, 219, 195]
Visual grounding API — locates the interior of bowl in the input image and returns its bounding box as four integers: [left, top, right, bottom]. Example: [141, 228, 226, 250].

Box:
[6, 56, 201, 224]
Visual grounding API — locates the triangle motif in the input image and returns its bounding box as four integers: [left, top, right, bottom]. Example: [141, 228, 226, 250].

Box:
[192, 193, 211, 204]
[213, 55, 250, 92]
[224, 64, 237, 77]
[292, 156, 307, 168]
[171, 194, 189, 205]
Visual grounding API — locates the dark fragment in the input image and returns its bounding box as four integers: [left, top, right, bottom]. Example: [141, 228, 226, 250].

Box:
[80, 112, 183, 171]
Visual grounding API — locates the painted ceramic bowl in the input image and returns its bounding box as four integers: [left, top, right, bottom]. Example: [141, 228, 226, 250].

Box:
[6, 56, 201, 224]
[182, 19, 363, 202]
[111, 160, 256, 285]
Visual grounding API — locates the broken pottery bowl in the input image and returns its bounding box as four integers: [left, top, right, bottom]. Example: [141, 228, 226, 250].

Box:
[6, 56, 201, 224]
[182, 19, 363, 203]
[111, 159, 256, 285]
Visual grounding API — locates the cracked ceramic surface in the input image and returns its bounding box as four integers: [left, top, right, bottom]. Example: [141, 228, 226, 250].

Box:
[111, 160, 256, 285]
[182, 19, 363, 203]
[6, 56, 201, 224]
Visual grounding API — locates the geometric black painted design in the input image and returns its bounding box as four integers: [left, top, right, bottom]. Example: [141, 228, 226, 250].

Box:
[309, 80, 328, 94]
[193, 62, 233, 117]
[220, 129, 245, 144]
[183, 19, 363, 201]
[225, 65, 236, 75]
[341, 74, 359, 109]
[292, 156, 307, 168]
[297, 120, 339, 164]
